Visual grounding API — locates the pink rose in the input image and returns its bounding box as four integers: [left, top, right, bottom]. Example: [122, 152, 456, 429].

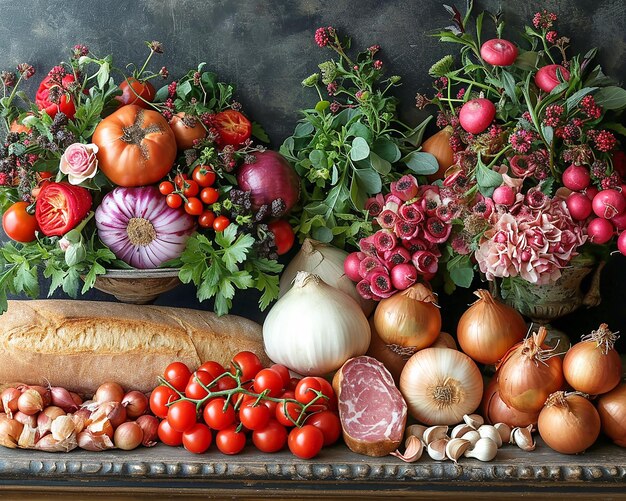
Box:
[59, 143, 99, 185]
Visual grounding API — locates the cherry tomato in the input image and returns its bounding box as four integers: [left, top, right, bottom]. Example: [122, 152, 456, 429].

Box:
[158, 419, 183, 446]
[306, 411, 341, 446]
[239, 401, 271, 431]
[213, 110, 252, 147]
[288, 425, 324, 459]
[212, 215, 230, 232]
[268, 220, 295, 255]
[203, 397, 236, 430]
[275, 400, 301, 427]
[287, 377, 301, 391]
[253, 368, 284, 398]
[159, 181, 174, 195]
[185, 370, 214, 400]
[200, 187, 219, 205]
[182, 179, 199, 198]
[314, 377, 337, 410]
[252, 419, 288, 453]
[261, 398, 278, 415]
[164, 362, 192, 392]
[295, 377, 323, 405]
[3, 201, 38, 243]
[231, 351, 263, 381]
[116, 77, 156, 109]
[185, 197, 203, 216]
[149, 385, 178, 419]
[174, 173, 189, 189]
[270, 364, 291, 387]
[198, 361, 227, 379]
[193, 166, 216, 187]
[182, 423, 213, 454]
[166, 193, 182, 209]
[216, 424, 247, 455]
[167, 400, 198, 433]
[198, 210, 216, 228]
[217, 377, 238, 391]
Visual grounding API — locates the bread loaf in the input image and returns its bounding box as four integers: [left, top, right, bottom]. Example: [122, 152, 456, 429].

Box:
[0, 300, 269, 395]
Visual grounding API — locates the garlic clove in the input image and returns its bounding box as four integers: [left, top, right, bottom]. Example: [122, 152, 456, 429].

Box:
[463, 413, 484, 429]
[423, 425, 449, 445]
[445, 438, 471, 463]
[464, 437, 498, 462]
[478, 424, 503, 448]
[494, 423, 512, 444]
[390, 435, 424, 462]
[51, 415, 76, 442]
[463, 430, 481, 446]
[404, 424, 427, 443]
[450, 424, 474, 439]
[427, 437, 448, 461]
[511, 425, 536, 452]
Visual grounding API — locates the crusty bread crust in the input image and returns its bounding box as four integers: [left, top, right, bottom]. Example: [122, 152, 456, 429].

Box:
[0, 300, 268, 394]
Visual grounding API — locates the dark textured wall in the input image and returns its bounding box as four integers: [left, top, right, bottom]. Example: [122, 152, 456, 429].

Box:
[1, 0, 626, 341]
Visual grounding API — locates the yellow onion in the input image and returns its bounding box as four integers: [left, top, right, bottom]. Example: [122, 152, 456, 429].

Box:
[431, 332, 458, 350]
[422, 126, 455, 182]
[374, 283, 441, 356]
[497, 326, 564, 414]
[400, 347, 483, 425]
[480, 378, 539, 427]
[366, 319, 408, 385]
[538, 391, 600, 454]
[563, 323, 621, 395]
[597, 383, 626, 447]
[457, 289, 526, 365]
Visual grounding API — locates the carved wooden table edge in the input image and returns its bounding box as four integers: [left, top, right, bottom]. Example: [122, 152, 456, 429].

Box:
[1, 440, 626, 498]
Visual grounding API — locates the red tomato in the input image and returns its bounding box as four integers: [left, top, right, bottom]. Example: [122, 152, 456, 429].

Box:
[164, 362, 192, 392]
[287, 377, 301, 391]
[231, 351, 263, 381]
[115, 77, 156, 109]
[185, 370, 214, 400]
[170, 112, 207, 150]
[239, 401, 271, 431]
[275, 400, 302, 427]
[174, 173, 189, 188]
[480, 39, 519, 66]
[166, 193, 182, 208]
[314, 377, 337, 410]
[3, 201, 38, 243]
[252, 419, 288, 453]
[184, 197, 203, 216]
[35, 182, 92, 236]
[295, 377, 323, 405]
[213, 110, 252, 147]
[198, 361, 227, 379]
[305, 411, 341, 446]
[159, 181, 174, 195]
[149, 385, 178, 419]
[253, 368, 284, 398]
[167, 400, 198, 433]
[216, 424, 247, 455]
[203, 398, 236, 430]
[193, 166, 216, 187]
[200, 187, 219, 205]
[182, 423, 213, 454]
[198, 210, 216, 228]
[182, 179, 199, 197]
[216, 377, 238, 391]
[35, 74, 79, 119]
[268, 220, 295, 255]
[288, 425, 324, 459]
[158, 419, 183, 446]
[212, 215, 230, 232]
[261, 398, 278, 415]
[270, 364, 291, 387]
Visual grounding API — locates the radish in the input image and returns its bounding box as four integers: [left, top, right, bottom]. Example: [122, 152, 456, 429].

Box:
[618, 231, 626, 256]
[562, 165, 590, 191]
[459, 98, 496, 134]
[585, 186, 599, 200]
[566, 192, 593, 221]
[390, 263, 418, 290]
[344, 252, 363, 282]
[592, 189, 626, 219]
[534, 64, 570, 93]
[492, 185, 515, 206]
[587, 218, 614, 244]
[611, 211, 626, 231]
[480, 39, 518, 66]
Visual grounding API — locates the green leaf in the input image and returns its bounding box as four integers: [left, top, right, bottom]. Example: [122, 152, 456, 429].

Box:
[293, 121, 314, 138]
[594, 86, 626, 110]
[81, 262, 105, 294]
[309, 149, 327, 168]
[514, 50, 539, 72]
[154, 84, 169, 103]
[176, 81, 192, 99]
[14, 263, 38, 297]
[315, 100, 330, 113]
[96, 62, 110, 90]
[542, 125, 554, 145]
[403, 151, 439, 175]
[404, 116, 433, 147]
[565, 87, 598, 112]
[62, 268, 80, 298]
[222, 233, 254, 272]
[604, 122, 626, 137]
[254, 271, 280, 311]
[350, 137, 370, 161]
[214, 224, 238, 248]
[500, 70, 519, 104]
[475, 156, 503, 197]
[354, 168, 382, 194]
[312, 226, 333, 243]
[372, 137, 401, 163]
[369, 152, 391, 175]
[347, 122, 372, 142]
[449, 264, 474, 288]
[251, 122, 270, 143]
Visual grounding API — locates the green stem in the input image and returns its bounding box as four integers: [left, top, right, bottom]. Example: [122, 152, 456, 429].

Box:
[446, 78, 455, 113]
[136, 50, 155, 80]
[452, 76, 499, 95]
[541, 35, 557, 65]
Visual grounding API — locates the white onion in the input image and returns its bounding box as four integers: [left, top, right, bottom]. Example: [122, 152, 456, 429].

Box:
[95, 186, 196, 269]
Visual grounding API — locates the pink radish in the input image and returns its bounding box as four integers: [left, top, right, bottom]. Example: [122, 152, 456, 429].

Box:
[566, 192, 593, 221]
[492, 185, 515, 206]
[390, 263, 418, 290]
[618, 231, 626, 256]
[344, 252, 362, 282]
[480, 39, 518, 66]
[587, 218, 614, 244]
[592, 189, 626, 219]
[459, 98, 496, 134]
[585, 186, 599, 200]
[562, 165, 591, 191]
[612, 211, 626, 231]
[535, 64, 570, 92]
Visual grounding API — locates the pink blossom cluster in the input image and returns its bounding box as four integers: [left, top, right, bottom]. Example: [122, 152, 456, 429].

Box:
[351, 175, 456, 300]
[475, 189, 587, 285]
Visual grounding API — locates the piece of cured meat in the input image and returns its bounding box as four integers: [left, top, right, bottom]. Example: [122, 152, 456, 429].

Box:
[333, 356, 407, 456]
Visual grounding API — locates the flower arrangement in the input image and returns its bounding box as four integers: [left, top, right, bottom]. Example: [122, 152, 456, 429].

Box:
[0, 42, 299, 315]
[412, 4, 626, 300]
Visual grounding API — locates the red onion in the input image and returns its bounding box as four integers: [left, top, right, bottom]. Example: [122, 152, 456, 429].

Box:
[236, 150, 300, 213]
[49, 386, 79, 413]
[136, 414, 159, 447]
[121, 391, 149, 418]
[95, 186, 196, 269]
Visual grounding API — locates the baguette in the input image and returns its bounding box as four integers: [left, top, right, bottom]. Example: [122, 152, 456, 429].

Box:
[0, 300, 269, 395]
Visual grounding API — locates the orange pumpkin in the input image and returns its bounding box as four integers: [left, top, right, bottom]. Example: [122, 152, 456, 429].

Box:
[92, 105, 177, 187]
[169, 112, 207, 150]
[422, 126, 455, 182]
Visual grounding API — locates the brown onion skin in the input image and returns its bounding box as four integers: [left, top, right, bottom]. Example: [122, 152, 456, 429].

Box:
[563, 341, 622, 395]
[538, 392, 600, 454]
[430, 332, 458, 350]
[365, 319, 408, 385]
[95, 382, 125, 404]
[422, 126, 455, 182]
[597, 383, 626, 447]
[481, 377, 539, 428]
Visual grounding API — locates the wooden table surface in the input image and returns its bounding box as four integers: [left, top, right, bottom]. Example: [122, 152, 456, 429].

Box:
[1, 438, 626, 499]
